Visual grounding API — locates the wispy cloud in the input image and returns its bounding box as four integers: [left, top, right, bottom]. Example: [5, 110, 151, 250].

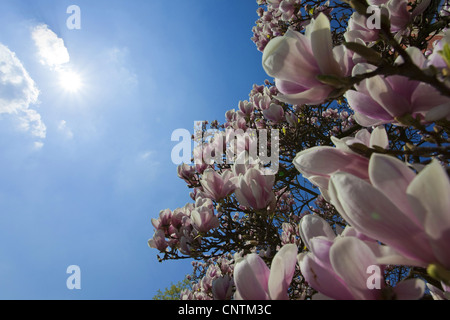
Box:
[31, 24, 70, 70]
[114, 150, 160, 194]
[57, 120, 74, 139]
[31, 24, 77, 141]
[106, 47, 138, 87]
[0, 43, 46, 140]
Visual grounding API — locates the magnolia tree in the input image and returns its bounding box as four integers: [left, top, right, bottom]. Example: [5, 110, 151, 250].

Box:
[148, 0, 450, 300]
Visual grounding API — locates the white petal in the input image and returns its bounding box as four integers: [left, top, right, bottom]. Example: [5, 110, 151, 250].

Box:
[369, 154, 419, 225]
[268, 244, 298, 300]
[408, 160, 450, 240]
[330, 237, 380, 300]
[369, 126, 389, 149]
[310, 13, 341, 75]
[393, 279, 425, 300]
[299, 214, 336, 250]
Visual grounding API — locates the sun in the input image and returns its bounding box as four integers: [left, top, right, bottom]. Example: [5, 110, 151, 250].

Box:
[59, 70, 83, 92]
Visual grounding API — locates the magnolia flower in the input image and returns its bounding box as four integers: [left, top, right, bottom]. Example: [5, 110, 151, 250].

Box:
[345, 47, 450, 126]
[235, 167, 276, 210]
[171, 205, 192, 229]
[231, 150, 260, 177]
[148, 229, 169, 252]
[177, 163, 196, 184]
[279, 0, 296, 21]
[193, 145, 208, 174]
[262, 103, 284, 123]
[151, 209, 172, 230]
[345, 0, 431, 42]
[200, 169, 236, 201]
[345, 12, 380, 43]
[191, 199, 220, 233]
[225, 129, 258, 160]
[388, 0, 431, 32]
[238, 100, 255, 116]
[262, 13, 353, 105]
[293, 126, 388, 200]
[212, 275, 234, 300]
[298, 215, 425, 300]
[329, 153, 450, 271]
[234, 244, 298, 300]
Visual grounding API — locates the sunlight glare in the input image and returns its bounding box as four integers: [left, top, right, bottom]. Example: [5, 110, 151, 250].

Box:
[59, 70, 83, 92]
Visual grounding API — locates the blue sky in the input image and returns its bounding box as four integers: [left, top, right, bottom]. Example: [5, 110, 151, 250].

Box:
[0, 0, 268, 299]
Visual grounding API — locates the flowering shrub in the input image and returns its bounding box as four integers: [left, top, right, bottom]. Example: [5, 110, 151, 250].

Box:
[149, 0, 450, 300]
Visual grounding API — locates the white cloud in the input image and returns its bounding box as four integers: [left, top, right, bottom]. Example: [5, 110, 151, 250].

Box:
[31, 24, 70, 69]
[139, 150, 154, 161]
[0, 43, 46, 140]
[57, 120, 73, 139]
[33, 141, 44, 150]
[18, 109, 47, 139]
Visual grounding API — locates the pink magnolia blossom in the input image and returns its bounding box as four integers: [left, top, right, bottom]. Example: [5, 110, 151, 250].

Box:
[193, 145, 208, 174]
[293, 126, 388, 200]
[151, 209, 172, 230]
[262, 103, 285, 123]
[262, 13, 353, 105]
[212, 275, 234, 300]
[329, 153, 450, 270]
[345, 0, 431, 42]
[238, 100, 255, 116]
[233, 244, 298, 300]
[345, 12, 382, 43]
[191, 198, 220, 233]
[345, 47, 450, 126]
[225, 129, 258, 160]
[279, 0, 296, 21]
[298, 215, 425, 300]
[427, 31, 450, 69]
[200, 169, 236, 201]
[388, 0, 432, 32]
[177, 163, 196, 184]
[148, 229, 169, 252]
[234, 168, 276, 210]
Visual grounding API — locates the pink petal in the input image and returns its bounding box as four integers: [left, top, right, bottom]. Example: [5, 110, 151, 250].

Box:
[234, 253, 270, 300]
[309, 13, 341, 76]
[329, 172, 434, 264]
[330, 237, 381, 300]
[268, 244, 298, 300]
[369, 126, 389, 149]
[393, 279, 425, 300]
[365, 75, 410, 117]
[298, 252, 354, 300]
[408, 160, 450, 267]
[299, 215, 336, 250]
[369, 154, 419, 225]
[345, 90, 393, 120]
[275, 82, 333, 105]
[294, 146, 369, 180]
